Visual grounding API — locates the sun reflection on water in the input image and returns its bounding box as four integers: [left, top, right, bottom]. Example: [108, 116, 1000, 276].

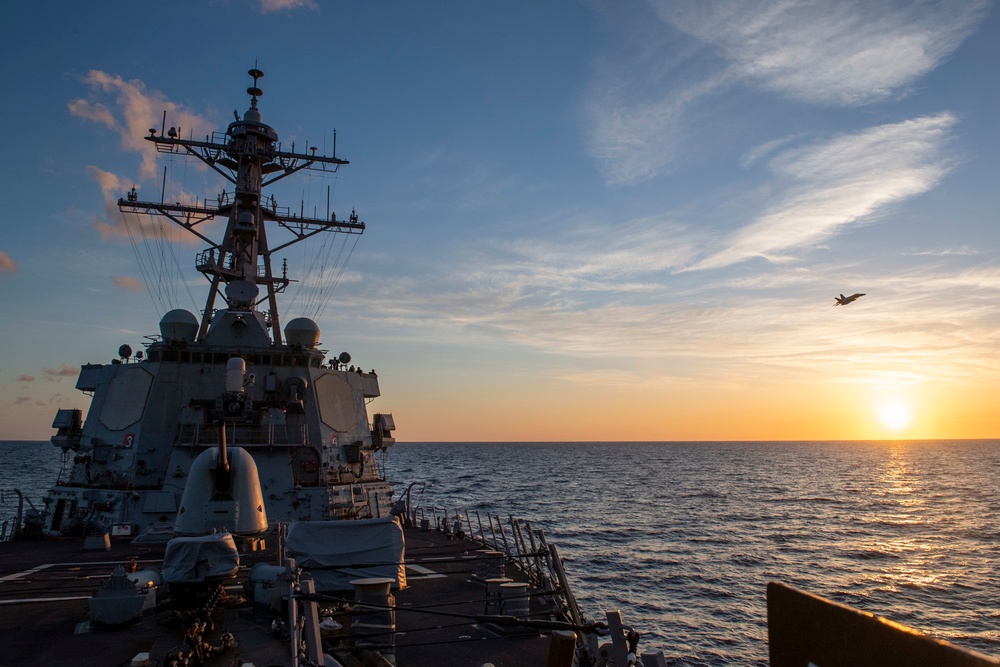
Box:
[863, 446, 949, 593]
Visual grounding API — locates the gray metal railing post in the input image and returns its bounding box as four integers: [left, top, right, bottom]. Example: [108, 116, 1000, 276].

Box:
[487, 513, 499, 549]
[509, 516, 534, 585]
[494, 514, 511, 555]
[524, 520, 546, 585]
[475, 510, 486, 543]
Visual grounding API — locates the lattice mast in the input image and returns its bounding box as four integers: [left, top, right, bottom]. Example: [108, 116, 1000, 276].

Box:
[118, 68, 364, 344]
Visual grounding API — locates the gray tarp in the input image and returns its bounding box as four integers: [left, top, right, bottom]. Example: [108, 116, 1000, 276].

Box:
[162, 533, 240, 584]
[284, 518, 406, 592]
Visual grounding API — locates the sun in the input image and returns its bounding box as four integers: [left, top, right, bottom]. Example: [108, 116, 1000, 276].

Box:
[877, 400, 913, 432]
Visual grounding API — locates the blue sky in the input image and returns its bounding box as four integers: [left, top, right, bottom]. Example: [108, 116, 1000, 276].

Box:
[2, 0, 998, 440]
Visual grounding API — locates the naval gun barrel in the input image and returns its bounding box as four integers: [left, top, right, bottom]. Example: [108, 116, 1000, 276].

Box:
[216, 420, 232, 494]
[218, 419, 230, 473]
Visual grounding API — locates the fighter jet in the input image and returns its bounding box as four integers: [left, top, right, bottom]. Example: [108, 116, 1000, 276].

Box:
[833, 292, 866, 306]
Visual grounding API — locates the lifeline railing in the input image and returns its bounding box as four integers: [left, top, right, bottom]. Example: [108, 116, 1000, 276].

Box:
[290, 504, 667, 667]
[403, 506, 587, 631]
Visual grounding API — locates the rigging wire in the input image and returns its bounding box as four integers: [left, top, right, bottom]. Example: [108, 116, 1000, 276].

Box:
[161, 217, 200, 314]
[312, 233, 360, 320]
[153, 217, 174, 308]
[120, 210, 165, 319]
[117, 155, 203, 317]
[125, 153, 359, 324]
[301, 234, 337, 317]
[164, 156, 212, 313]
[283, 176, 358, 319]
[133, 208, 165, 308]
[298, 228, 342, 317]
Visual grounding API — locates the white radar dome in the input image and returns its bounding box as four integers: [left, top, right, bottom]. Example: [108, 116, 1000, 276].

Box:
[160, 309, 199, 342]
[284, 317, 320, 349]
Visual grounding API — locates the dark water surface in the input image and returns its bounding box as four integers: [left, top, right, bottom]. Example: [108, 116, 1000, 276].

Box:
[382, 441, 1000, 665]
[4, 440, 999, 665]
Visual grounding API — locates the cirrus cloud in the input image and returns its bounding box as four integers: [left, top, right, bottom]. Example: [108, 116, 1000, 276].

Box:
[586, 0, 987, 185]
[655, 0, 989, 106]
[691, 113, 956, 270]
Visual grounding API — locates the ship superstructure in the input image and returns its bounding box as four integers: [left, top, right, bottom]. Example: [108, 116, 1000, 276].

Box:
[44, 69, 395, 538]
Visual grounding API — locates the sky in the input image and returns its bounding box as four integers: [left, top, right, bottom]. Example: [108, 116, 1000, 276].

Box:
[1, 0, 998, 442]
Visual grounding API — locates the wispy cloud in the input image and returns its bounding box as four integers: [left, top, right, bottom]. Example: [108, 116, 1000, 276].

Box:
[325, 212, 703, 347]
[330, 210, 1000, 395]
[585, 0, 987, 184]
[67, 98, 115, 128]
[893, 264, 1000, 292]
[88, 166, 132, 239]
[259, 0, 317, 13]
[86, 165, 207, 244]
[352, 258, 1000, 389]
[112, 275, 145, 293]
[905, 246, 980, 257]
[0, 251, 17, 273]
[71, 72, 219, 243]
[506, 215, 699, 285]
[70, 70, 211, 180]
[740, 134, 804, 168]
[18, 375, 35, 383]
[691, 113, 956, 270]
[656, 0, 989, 106]
[43, 364, 79, 380]
[585, 53, 734, 184]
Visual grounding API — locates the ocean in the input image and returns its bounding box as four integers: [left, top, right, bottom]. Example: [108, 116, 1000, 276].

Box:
[3, 439, 999, 665]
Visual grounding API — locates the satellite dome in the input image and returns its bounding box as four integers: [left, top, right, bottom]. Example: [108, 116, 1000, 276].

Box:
[160, 309, 199, 343]
[244, 107, 262, 124]
[284, 317, 320, 349]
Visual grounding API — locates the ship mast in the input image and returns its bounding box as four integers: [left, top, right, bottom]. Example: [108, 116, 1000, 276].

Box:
[118, 68, 364, 345]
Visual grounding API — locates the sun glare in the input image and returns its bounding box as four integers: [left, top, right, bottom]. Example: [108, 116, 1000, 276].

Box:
[877, 401, 913, 432]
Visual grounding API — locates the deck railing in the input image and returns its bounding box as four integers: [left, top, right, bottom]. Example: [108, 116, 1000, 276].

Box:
[404, 506, 582, 622]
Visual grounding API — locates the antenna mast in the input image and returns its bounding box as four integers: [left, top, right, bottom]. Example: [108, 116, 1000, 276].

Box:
[118, 68, 365, 344]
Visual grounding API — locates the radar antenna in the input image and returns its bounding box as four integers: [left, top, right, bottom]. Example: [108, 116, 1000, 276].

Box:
[117, 68, 364, 345]
[247, 67, 263, 107]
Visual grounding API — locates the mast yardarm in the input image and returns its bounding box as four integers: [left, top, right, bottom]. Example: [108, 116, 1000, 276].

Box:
[118, 68, 364, 345]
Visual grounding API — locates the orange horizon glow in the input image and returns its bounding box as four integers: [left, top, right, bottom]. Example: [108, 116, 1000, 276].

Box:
[2, 363, 996, 443]
[369, 374, 998, 443]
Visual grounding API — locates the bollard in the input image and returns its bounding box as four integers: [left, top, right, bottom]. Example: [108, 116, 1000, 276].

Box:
[484, 577, 513, 615]
[476, 549, 505, 579]
[500, 582, 530, 617]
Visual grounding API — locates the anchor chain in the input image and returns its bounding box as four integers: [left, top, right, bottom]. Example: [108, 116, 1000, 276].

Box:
[163, 586, 239, 667]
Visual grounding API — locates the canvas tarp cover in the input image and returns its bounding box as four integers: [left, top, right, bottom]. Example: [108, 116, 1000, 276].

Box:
[284, 518, 406, 591]
[162, 533, 240, 583]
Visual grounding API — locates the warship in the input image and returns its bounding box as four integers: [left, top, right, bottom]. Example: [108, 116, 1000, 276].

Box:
[3, 69, 998, 667]
[0, 68, 663, 667]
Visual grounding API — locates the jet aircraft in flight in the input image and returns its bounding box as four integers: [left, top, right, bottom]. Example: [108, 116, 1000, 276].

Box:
[833, 293, 866, 306]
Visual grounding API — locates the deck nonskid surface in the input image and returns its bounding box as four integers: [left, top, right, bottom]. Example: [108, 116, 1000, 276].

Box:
[394, 527, 553, 666]
[0, 526, 556, 667]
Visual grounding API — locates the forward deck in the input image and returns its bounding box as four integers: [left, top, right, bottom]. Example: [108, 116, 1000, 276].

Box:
[0, 521, 574, 667]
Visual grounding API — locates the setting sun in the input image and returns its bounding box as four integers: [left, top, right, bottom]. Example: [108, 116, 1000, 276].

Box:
[878, 401, 914, 432]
